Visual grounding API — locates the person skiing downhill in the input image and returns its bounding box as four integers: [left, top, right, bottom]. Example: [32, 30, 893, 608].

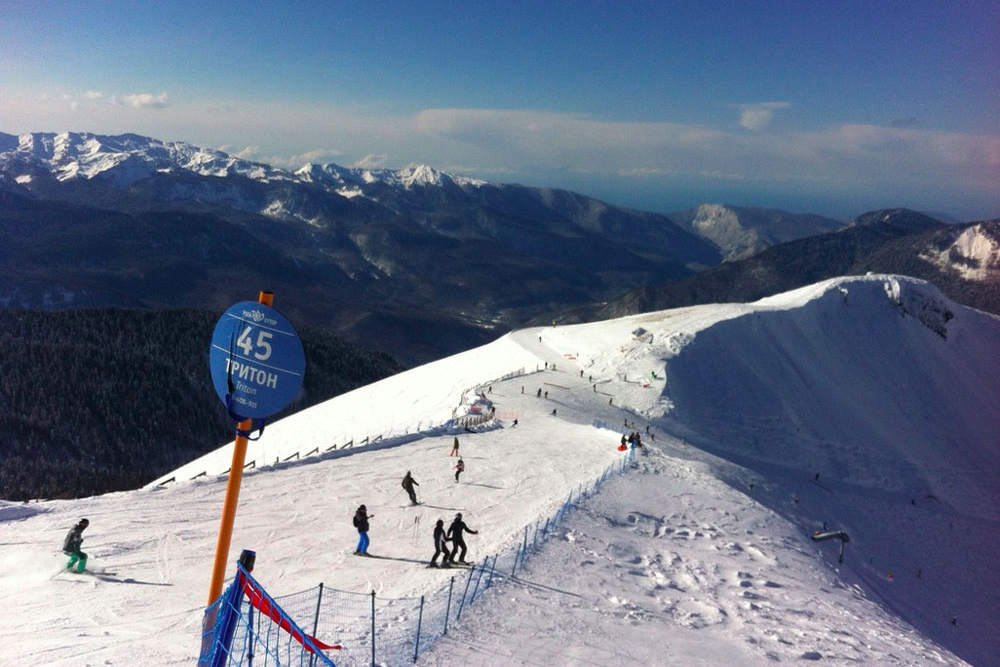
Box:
[401, 471, 420, 505]
[353, 505, 372, 555]
[447, 513, 478, 564]
[454, 458, 465, 483]
[449, 437, 460, 457]
[62, 518, 89, 572]
[429, 519, 451, 567]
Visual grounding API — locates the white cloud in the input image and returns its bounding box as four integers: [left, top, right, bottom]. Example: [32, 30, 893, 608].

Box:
[112, 91, 169, 109]
[287, 148, 344, 166]
[227, 146, 261, 160]
[353, 154, 389, 169]
[410, 107, 1000, 195]
[737, 102, 792, 131]
[84, 91, 104, 100]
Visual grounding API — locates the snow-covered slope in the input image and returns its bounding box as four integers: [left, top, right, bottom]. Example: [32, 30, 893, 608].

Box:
[922, 222, 1000, 281]
[1, 275, 996, 666]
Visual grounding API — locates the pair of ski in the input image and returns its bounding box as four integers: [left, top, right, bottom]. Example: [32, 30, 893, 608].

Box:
[52, 567, 118, 580]
[426, 561, 472, 569]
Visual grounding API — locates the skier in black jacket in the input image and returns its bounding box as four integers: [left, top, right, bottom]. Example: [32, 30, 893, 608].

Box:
[402, 471, 420, 505]
[62, 518, 89, 572]
[429, 519, 451, 567]
[447, 513, 478, 564]
[353, 505, 372, 555]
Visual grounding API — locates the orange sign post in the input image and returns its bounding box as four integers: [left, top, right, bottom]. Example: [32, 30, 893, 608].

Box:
[207, 290, 274, 605]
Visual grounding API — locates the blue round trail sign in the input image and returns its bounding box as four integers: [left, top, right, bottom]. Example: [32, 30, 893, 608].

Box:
[209, 301, 305, 420]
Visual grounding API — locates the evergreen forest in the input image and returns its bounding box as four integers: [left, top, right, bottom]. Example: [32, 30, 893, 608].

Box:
[0, 309, 403, 500]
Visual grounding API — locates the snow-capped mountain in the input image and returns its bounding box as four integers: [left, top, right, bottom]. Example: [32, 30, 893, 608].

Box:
[0, 131, 493, 211]
[579, 209, 1000, 324]
[0, 131, 721, 365]
[921, 222, 1000, 281]
[1, 131, 293, 186]
[1, 131, 995, 366]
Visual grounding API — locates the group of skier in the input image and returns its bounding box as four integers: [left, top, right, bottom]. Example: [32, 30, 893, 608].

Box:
[350, 438, 477, 564]
[430, 513, 478, 567]
[352, 502, 478, 567]
[621, 431, 645, 450]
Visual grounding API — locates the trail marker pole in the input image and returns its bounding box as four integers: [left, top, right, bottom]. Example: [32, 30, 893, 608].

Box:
[207, 291, 274, 604]
[205, 292, 304, 606]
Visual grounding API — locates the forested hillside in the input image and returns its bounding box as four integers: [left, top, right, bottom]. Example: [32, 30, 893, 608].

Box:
[0, 309, 403, 500]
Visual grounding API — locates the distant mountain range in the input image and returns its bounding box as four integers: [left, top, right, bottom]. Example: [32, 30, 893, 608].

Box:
[0, 131, 721, 364]
[572, 209, 1000, 322]
[2, 131, 997, 364]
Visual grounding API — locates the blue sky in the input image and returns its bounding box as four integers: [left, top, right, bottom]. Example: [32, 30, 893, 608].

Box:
[3, 0, 998, 219]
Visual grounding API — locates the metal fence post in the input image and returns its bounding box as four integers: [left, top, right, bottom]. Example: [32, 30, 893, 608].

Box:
[456, 564, 475, 621]
[485, 554, 498, 589]
[370, 590, 376, 667]
[413, 595, 425, 663]
[469, 558, 487, 603]
[309, 583, 324, 667]
[443, 576, 455, 636]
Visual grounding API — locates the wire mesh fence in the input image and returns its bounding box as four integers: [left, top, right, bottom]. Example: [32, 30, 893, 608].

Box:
[201, 448, 634, 666]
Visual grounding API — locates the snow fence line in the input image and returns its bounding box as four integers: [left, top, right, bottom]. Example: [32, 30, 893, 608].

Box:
[158, 370, 530, 487]
[157, 419, 476, 486]
[208, 447, 635, 667]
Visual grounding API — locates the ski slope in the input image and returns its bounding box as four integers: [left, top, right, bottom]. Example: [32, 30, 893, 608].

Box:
[1, 275, 997, 666]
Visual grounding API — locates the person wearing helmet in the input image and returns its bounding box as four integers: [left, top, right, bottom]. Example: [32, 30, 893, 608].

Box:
[62, 518, 89, 572]
[446, 513, 478, 564]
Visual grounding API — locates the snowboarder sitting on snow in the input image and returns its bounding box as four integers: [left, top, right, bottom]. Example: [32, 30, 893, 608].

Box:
[63, 518, 89, 572]
[447, 513, 478, 564]
[454, 458, 465, 483]
[353, 505, 372, 555]
[402, 471, 420, 505]
[429, 519, 451, 567]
